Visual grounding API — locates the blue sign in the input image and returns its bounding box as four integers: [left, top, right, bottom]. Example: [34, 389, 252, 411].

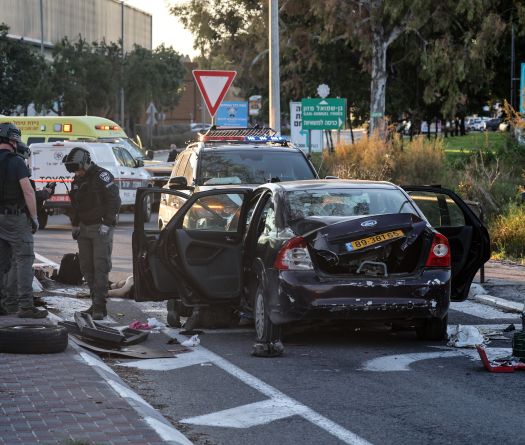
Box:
[216, 101, 248, 127]
[520, 63, 525, 113]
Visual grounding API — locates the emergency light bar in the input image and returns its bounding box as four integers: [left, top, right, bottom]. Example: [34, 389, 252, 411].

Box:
[199, 127, 284, 143]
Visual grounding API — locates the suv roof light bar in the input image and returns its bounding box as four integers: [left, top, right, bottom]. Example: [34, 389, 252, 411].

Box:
[199, 127, 278, 142]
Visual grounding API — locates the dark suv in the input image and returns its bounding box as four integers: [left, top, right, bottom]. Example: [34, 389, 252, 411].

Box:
[157, 128, 318, 229]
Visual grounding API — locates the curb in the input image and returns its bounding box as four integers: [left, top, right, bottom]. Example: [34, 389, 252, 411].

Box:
[469, 283, 524, 314]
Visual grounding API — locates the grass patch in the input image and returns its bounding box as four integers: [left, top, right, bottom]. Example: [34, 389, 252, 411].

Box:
[442, 132, 507, 154]
[489, 204, 525, 263]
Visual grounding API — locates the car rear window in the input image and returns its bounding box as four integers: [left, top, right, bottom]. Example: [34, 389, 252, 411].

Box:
[198, 151, 315, 185]
[284, 188, 419, 222]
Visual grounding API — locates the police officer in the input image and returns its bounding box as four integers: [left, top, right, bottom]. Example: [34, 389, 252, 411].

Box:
[63, 147, 121, 320]
[0, 123, 47, 318]
[2, 143, 54, 313]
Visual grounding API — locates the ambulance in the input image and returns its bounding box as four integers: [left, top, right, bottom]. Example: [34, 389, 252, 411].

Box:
[29, 140, 153, 228]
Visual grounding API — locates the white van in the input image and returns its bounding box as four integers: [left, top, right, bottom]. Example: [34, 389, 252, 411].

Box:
[29, 141, 152, 227]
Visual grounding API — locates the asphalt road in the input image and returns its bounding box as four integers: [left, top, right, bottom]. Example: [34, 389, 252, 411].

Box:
[35, 214, 525, 445]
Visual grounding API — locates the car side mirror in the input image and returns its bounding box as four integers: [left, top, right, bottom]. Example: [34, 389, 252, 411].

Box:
[168, 176, 188, 190]
[145, 149, 154, 160]
[325, 175, 339, 179]
[135, 159, 144, 168]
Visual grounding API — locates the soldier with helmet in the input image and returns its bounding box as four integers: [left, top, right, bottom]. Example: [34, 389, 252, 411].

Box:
[0, 122, 47, 318]
[63, 147, 121, 320]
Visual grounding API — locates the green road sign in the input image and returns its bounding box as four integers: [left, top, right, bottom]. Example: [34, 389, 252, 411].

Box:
[301, 98, 347, 130]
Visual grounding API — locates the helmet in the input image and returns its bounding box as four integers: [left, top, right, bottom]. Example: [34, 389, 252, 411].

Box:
[0, 122, 22, 144]
[63, 147, 91, 173]
[16, 142, 31, 160]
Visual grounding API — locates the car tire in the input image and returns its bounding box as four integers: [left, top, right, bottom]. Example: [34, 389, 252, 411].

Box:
[0, 324, 68, 354]
[254, 284, 282, 344]
[416, 315, 448, 341]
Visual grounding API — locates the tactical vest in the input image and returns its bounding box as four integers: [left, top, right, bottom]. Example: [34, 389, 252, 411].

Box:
[0, 152, 25, 208]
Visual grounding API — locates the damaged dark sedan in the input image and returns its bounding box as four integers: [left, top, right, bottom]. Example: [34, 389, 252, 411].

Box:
[132, 180, 490, 354]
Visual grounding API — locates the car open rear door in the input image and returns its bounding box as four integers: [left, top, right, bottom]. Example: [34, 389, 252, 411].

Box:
[132, 187, 252, 304]
[403, 186, 490, 301]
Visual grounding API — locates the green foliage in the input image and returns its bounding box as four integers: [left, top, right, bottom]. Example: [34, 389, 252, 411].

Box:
[490, 204, 525, 262]
[0, 23, 53, 114]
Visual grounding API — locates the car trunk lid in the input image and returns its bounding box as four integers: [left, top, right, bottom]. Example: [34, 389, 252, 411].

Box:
[299, 213, 431, 277]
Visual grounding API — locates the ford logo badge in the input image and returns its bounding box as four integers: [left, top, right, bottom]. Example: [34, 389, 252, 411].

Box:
[361, 219, 377, 228]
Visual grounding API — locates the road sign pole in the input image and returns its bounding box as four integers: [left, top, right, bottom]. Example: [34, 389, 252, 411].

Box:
[308, 129, 311, 155]
[269, 0, 281, 133]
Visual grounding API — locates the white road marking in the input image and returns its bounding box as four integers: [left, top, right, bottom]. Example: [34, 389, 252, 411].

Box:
[122, 328, 373, 445]
[144, 417, 193, 445]
[450, 300, 518, 319]
[360, 346, 513, 372]
[182, 399, 308, 428]
[34, 252, 59, 268]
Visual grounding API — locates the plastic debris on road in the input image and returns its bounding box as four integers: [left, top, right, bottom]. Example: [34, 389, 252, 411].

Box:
[447, 324, 485, 348]
[147, 317, 165, 330]
[181, 334, 200, 347]
[128, 320, 151, 330]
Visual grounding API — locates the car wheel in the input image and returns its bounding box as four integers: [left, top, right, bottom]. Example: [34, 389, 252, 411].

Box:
[416, 315, 448, 341]
[254, 285, 281, 343]
[0, 324, 68, 354]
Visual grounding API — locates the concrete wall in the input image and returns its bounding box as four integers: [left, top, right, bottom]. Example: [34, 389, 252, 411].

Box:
[1, 0, 152, 51]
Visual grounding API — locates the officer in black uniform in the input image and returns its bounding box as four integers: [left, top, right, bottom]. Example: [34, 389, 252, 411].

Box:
[2, 143, 55, 313]
[63, 147, 121, 320]
[0, 122, 47, 318]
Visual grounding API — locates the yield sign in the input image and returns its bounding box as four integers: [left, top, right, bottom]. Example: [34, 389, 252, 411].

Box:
[193, 70, 237, 117]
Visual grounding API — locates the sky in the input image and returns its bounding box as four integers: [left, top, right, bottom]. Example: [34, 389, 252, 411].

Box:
[124, 0, 197, 58]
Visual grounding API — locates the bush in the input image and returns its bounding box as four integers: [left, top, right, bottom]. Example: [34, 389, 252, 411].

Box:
[489, 204, 525, 262]
[323, 133, 444, 185]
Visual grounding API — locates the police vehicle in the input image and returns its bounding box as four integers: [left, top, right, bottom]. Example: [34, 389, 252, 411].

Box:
[28, 140, 153, 227]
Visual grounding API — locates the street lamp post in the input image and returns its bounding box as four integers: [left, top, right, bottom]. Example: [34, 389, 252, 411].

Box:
[269, 0, 281, 134]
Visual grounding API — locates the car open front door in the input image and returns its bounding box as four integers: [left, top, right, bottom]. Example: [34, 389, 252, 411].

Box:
[133, 187, 252, 304]
[132, 187, 190, 301]
[403, 186, 490, 301]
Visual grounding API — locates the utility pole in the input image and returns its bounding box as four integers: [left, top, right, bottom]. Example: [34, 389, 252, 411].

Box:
[120, 1, 125, 130]
[39, 0, 44, 55]
[269, 0, 281, 133]
[511, 23, 515, 110]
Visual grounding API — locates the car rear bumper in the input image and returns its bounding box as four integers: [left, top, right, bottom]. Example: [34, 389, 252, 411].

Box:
[266, 269, 451, 325]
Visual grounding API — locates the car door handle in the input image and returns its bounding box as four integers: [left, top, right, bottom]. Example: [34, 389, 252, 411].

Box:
[120, 171, 125, 174]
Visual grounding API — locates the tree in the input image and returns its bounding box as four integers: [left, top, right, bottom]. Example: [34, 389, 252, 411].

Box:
[124, 44, 186, 132]
[0, 23, 52, 115]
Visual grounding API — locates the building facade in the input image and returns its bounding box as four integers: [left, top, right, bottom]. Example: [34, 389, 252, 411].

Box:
[1, 0, 151, 52]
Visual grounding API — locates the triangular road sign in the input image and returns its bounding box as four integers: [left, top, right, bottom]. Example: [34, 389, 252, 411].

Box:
[193, 70, 237, 117]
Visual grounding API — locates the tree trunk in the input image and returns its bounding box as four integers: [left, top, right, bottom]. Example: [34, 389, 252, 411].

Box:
[369, 32, 388, 136]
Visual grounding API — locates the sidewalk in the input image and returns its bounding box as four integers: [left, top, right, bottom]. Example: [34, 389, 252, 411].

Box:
[0, 314, 192, 445]
[473, 260, 525, 312]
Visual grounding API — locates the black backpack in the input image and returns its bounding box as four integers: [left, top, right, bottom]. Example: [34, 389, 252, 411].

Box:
[55, 253, 83, 285]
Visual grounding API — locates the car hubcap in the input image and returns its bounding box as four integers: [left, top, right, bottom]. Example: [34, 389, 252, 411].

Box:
[255, 291, 265, 339]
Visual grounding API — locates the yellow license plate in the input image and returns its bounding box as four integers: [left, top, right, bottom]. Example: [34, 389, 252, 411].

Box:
[345, 230, 404, 252]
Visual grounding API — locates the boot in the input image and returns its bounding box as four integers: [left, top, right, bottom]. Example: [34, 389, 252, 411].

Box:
[81, 305, 107, 317]
[17, 306, 48, 319]
[91, 304, 107, 321]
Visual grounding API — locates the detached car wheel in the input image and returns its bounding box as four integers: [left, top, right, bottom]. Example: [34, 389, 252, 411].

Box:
[0, 324, 68, 354]
[416, 315, 448, 341]
[254, 285, 281, 343]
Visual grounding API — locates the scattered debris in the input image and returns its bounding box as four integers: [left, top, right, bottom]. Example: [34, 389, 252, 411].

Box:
[167, 338, 180, 345]
[503, 324, 516, 332]
[128, 320, 151, 330]
[181, 335, 200, 347]
[447, 325, 485, 348]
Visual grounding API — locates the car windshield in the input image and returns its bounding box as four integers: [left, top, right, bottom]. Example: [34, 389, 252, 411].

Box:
[198, 151, 315, 185]
[283, 188, 419, 222]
